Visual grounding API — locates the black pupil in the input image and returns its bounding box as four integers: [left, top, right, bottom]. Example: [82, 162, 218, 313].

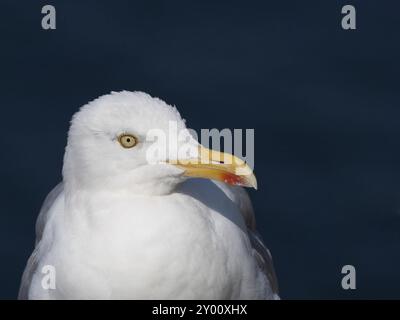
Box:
[126, 138, 131, 143]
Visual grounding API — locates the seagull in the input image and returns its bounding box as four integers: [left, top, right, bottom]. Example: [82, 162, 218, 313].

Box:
[19, 91, 279, 300]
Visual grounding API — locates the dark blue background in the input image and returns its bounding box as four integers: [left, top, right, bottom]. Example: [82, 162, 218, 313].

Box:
[1, 0, 399, 299]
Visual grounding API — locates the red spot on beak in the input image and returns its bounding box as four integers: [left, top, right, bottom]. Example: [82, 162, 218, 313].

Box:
[222, 172, 244, 186]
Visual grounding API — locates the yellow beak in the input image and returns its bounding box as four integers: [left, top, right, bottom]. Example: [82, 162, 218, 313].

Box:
[169, 146, 257, 189]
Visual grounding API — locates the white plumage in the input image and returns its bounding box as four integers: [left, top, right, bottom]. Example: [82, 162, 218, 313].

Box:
[19, 91, 279, 299]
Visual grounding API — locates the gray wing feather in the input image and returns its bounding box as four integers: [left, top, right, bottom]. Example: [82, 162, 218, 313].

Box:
[35, 182, 64, 245]
[213, 182, 279, 296]
[18, 183, 64, 299]
[248, 230, 279, 294]
[18, 246, 40, 299]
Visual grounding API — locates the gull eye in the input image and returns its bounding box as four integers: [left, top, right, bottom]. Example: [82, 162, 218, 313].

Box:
[118, 134, 138, 148]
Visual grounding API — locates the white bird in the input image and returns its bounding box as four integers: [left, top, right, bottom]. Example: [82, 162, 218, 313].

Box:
[19, 91, 279, 300]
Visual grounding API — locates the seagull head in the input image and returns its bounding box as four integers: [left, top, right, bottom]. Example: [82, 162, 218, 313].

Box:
[63, 91, 257, 195]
